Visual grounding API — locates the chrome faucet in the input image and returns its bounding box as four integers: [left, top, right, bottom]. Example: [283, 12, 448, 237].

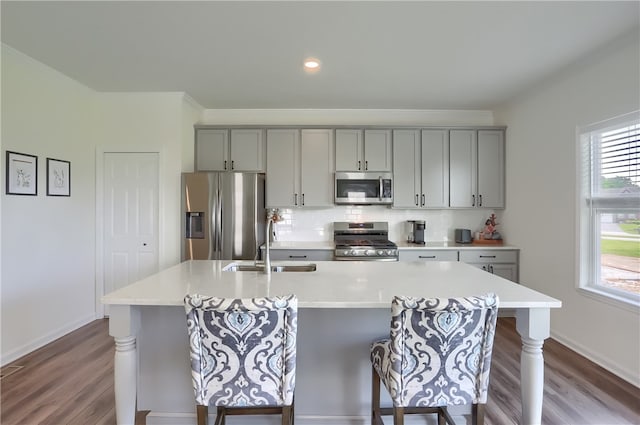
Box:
[264, 209, 280, 275]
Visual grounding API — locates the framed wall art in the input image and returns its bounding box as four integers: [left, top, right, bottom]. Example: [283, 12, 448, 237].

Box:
[6, 151, 38, 196]
[46, 158, 71, 197]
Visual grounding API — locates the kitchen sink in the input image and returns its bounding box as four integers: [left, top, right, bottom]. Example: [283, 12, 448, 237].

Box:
[223, 263, 317, 272]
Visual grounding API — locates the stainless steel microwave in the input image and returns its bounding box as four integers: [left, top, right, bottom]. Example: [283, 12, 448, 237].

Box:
[334, 172, 393, 205]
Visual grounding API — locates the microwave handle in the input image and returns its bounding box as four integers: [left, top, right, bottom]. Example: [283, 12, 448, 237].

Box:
[379, 176, 383, 202]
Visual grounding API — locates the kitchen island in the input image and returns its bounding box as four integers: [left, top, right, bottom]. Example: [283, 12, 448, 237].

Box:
[102, 260, 561, 425]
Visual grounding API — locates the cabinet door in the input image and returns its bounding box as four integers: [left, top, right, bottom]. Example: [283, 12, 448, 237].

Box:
[196, 129, 228, 171]
[266, 129, 299, 208]
[269, 249, 334, 261]
[230, 129, 265, 172]
[392, 130, 421, 208]
[364, 129, 392, 171]
[477, 130, 505, 208]
[469, 263, 518, 283]
[399, 250, 458, 261]
[459, 249, 518, 264]
[449, 130, 477, 207]
[335, 129, 363, 171]
[491, 263, 518, 282]
[301, 129, 334, 207]
[421, 130, 449, 208]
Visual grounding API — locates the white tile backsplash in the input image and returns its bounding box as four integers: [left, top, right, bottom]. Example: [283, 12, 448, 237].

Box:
[272, 206, 497, 243]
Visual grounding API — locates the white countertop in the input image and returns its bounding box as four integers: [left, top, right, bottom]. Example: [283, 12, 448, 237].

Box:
[395, 241, 519, 250]
[263, 240, 518, 250]
[266, 241, 335, 250]
[102, 260, 559, 309]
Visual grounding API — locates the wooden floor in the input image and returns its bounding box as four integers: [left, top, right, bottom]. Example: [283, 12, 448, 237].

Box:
[1, 318, 639, 425]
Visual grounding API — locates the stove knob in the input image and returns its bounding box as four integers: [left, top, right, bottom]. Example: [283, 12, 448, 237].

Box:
[366, 249, 375, 256]
[377, 250, 384, 255]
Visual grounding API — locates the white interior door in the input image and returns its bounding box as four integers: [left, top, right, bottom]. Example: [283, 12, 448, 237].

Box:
[103, 152, 160, 295]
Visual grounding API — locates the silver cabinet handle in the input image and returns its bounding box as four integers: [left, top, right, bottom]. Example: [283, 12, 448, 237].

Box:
[231, 160, 234, 170]
[365, 160, 368, 170]
[480, 255, 496, 258]
[289, 255, 307, 259]
[421, 194, 425, 206]
[479, 194, 483, 206]
[302, 193, 305, 206]
[224, 160, 227, 170]
[419, 255, 436, 259]
[415, 194, 419, 206]
[294, 193, 298, 205]
[358, 160, 361, 170]
[472, 194, 476, 207]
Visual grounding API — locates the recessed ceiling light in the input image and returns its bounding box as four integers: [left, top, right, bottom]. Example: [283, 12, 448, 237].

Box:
[304, 58, 321, 71]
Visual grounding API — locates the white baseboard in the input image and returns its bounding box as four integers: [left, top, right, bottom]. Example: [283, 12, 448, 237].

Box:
[550, 330, 640, 388]
[146, 412, 462, 425]
[1, 313, 96, 366]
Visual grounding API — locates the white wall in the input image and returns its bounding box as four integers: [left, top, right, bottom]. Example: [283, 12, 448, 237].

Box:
[1, 45, 97, 363]
[91, 91, 196, 272]
[494, 30, 640, 386]
[1, 45, 202, 364]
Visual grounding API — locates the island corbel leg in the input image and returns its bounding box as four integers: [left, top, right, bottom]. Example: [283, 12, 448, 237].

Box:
[109, 305, 141, 425]
[515, 307, 550, 425]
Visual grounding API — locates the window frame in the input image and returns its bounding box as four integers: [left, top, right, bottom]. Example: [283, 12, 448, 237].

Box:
[576, 111, 640, 311]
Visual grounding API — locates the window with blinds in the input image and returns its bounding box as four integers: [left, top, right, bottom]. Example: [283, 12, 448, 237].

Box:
[592, 122, 640, 201]
[578, 112, 640, 307]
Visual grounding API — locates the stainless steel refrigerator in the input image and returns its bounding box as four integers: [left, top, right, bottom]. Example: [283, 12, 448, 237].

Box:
[182, 172, 265, 261]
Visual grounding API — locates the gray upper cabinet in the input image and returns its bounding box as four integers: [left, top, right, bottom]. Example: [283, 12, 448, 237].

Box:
[392, 130, 421, 208]
[477, 130, 505, 208]
[196, 129, 228, 171]
[393, 129, 449, 208]
[335, 129, 363, 171]
[196, 128, 265, 172]
[364, 129, 392, 171]
[449, 129, 504, 208]
[300, 129, 334, 208]
[335, 129, 392, 171]
[266, 129, 299, 208]
[266, 129, 334, 208]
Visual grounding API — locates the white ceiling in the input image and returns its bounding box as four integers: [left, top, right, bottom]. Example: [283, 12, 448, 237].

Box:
[1, 1, 639, 110]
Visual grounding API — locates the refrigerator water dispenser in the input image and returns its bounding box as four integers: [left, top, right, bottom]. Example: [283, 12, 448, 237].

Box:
[185, 212, 205, 239]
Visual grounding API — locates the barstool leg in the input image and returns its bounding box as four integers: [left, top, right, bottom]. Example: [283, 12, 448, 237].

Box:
[472, 404, 485, 425]
[371, 365, 381, 425]
[196, 405, 208, 425]
[393, 406, 404, 425]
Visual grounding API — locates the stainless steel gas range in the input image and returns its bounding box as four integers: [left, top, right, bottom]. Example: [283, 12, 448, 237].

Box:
[333, 222, 398, 261]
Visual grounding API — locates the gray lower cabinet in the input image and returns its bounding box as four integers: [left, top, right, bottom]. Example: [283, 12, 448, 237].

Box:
[266, 249, 334, 261]
[459, 249, 519, 282]
[398, 250, 458, 262]
[399, 248, 519, 283]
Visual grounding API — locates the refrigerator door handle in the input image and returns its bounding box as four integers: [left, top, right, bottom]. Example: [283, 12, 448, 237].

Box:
[217, 181, 223, 258]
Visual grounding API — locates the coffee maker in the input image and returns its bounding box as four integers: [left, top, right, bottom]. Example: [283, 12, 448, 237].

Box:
[407, 220, 426, 245]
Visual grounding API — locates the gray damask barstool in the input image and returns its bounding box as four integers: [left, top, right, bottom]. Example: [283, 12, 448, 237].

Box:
[184, 294, 298, 425]
[370, 293, 499, 425]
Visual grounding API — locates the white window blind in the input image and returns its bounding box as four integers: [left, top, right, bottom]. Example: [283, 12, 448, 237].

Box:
[588, 121, 640, 208]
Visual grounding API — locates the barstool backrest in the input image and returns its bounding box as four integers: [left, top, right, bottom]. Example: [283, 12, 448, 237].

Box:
[184, 294, 298, 407]
[378, 293, 498, 407]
